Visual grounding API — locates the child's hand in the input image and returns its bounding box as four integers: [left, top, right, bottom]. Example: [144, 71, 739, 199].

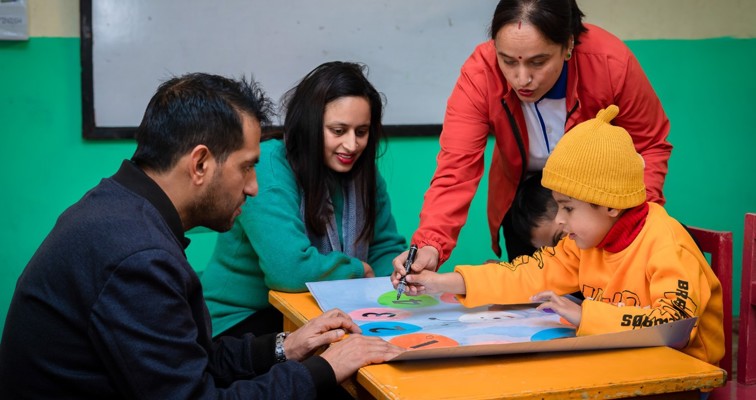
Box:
[402, 270, 465, 296]
[398, 269, 434, 296]
[391, 246, 440, 287]
[531, 291, 582, 326]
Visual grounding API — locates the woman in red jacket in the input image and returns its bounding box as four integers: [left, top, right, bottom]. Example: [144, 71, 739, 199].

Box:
[393, 0, 672, 273]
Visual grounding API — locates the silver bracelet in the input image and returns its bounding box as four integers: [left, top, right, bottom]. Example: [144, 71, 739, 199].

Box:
[274, 332, 289, 363]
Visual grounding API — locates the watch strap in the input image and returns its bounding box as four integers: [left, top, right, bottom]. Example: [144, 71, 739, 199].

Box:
[274, 331, 289, 363]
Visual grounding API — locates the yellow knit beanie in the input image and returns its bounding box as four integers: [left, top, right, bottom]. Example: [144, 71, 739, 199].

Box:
[541, 105, 646, 209]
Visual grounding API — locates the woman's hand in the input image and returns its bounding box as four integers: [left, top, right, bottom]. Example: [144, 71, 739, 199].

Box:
[362, 261, 375, 278]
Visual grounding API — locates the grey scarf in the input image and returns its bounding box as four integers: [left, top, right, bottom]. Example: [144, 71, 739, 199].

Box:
[300, 179, 369, 261]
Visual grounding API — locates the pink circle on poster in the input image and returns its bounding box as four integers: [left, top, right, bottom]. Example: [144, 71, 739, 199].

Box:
[349, 307, 412, 321]
[440, 292, 460, 304]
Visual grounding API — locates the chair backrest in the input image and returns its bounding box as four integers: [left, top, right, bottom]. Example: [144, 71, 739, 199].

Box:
[686, 226, 733, 381]
[738, 213, 756, 384]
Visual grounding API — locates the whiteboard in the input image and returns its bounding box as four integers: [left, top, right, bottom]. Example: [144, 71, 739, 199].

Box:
[83, 0, 498, 138]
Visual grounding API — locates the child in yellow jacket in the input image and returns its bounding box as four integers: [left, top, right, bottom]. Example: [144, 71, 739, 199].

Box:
[393, 105, 724, 366]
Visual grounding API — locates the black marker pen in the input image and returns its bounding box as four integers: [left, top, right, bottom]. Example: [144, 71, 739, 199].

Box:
[395, 244, 418, 300]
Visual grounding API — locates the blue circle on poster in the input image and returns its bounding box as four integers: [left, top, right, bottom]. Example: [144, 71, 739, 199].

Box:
[360, 322, 422, 337]
[531, 328, 575, 341]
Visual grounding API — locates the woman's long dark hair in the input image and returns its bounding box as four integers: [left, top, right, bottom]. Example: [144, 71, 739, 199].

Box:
[274, 61, 385, 242]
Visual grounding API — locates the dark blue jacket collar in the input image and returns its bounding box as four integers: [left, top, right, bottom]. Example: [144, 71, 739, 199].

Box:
[542, 61, 568, 100]
[112, 160, 190, 249]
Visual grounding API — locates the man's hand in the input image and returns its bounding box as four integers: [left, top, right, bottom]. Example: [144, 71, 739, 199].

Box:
[319, 335, 404, 382]
[283, 308, 361, 361]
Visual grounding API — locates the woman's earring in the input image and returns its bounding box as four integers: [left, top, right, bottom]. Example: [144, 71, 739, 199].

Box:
[565, 49, 573, 60]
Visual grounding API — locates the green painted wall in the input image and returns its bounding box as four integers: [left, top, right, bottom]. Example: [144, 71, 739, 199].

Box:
[1, 37, 754, 334]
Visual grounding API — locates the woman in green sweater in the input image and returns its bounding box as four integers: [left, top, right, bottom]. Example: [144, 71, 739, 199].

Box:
[202, 61, 407, 337]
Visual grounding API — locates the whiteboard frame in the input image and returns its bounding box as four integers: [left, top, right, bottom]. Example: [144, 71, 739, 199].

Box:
[79, 0, 451, 140]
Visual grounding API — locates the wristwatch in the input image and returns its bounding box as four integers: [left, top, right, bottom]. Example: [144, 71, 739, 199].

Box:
[274, 331, 289, 363]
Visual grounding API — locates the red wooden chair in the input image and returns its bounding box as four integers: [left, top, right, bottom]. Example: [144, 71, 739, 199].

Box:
[686, 226, 733, 381]
[712, 214, 756, 399]
[738, 213, 756, 385]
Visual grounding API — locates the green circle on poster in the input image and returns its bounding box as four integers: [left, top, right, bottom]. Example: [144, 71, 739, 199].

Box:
[378, 291, 439, 308]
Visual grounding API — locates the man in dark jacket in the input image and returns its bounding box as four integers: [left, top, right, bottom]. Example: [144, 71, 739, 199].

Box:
[0, 73, 402, 399]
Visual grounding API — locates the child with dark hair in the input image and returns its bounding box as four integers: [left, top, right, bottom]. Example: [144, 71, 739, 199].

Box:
[506, 171, 564, 261]
[507, 171, 583, 302]
[202, 62, 406, 337]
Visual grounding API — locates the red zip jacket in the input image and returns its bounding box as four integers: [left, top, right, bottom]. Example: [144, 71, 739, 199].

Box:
[412, 24, 672, 264]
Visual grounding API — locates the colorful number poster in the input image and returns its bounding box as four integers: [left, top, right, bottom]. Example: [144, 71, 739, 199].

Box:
[306, 277, 696, 362]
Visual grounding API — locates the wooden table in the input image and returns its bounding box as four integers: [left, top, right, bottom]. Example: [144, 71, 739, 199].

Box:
[269, 290, 726, 399]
